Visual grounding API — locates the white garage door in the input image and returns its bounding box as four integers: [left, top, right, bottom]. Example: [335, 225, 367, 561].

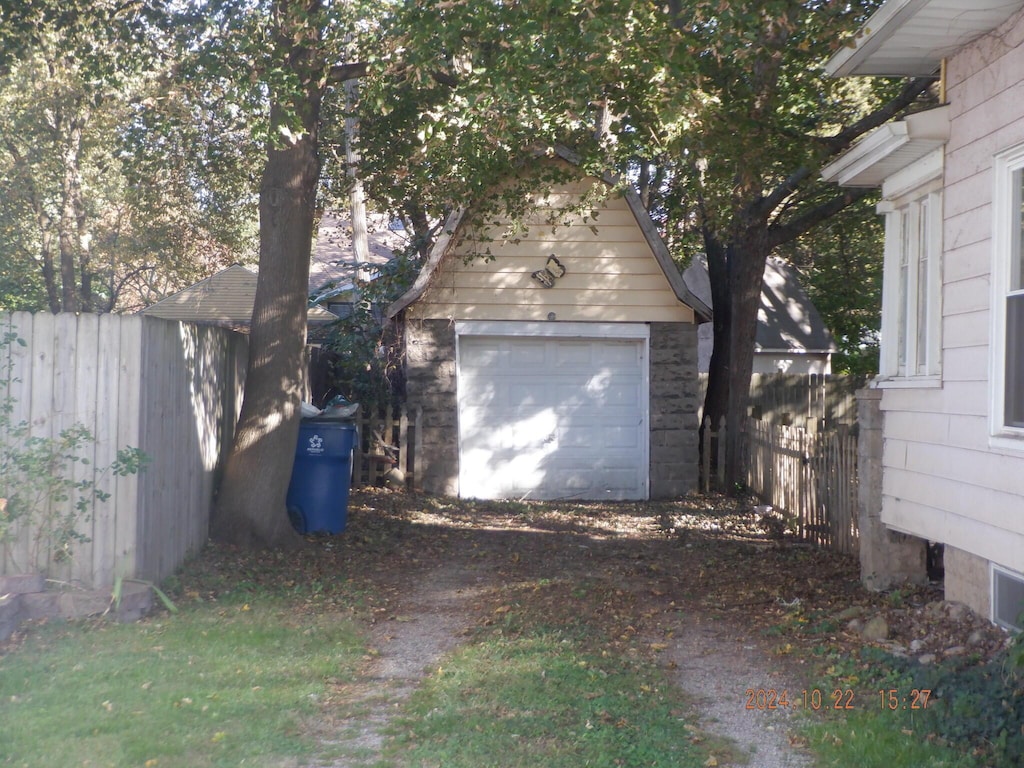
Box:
[457, 332, 648, 501]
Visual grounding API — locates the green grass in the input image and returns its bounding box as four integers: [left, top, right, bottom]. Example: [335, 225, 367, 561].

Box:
[378, 623, 721, 768]
[0, 598, 365, 767]
[804, 709, 981, 768]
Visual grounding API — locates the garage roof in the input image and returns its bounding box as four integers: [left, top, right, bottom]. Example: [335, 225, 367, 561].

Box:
[387, 152, 712, 321]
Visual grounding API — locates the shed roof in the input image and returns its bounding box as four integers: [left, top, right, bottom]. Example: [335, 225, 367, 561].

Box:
[141, 264, 337, 330]
[141, 209, 412, 330]
[682, 256, 837, 354]
[309, 211, 411, 302]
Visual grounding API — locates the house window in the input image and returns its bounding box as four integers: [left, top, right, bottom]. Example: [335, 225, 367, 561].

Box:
[992, 145, 1024, 435]
[880, 186, 942, 380]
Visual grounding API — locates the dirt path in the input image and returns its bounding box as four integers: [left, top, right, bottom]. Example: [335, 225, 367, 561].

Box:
[308, 494, 823, 767]
[665, 619, 813, 767]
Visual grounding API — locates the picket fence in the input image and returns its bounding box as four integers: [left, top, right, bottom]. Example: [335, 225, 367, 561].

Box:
[703, 416, 859, 554]
[350, 409, 415, 489]
[1, 312, 246, 589]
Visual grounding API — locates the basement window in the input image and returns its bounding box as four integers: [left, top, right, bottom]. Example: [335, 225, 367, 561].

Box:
[992, 565, 1024, 631]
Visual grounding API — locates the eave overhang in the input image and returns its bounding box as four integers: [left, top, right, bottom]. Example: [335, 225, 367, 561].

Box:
[826, 0, 1024, 77]
[821, 106, 949, 188]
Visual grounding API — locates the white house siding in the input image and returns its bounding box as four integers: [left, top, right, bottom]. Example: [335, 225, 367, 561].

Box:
[407, 182, 695, 325]
[879, 10, 1024, 613]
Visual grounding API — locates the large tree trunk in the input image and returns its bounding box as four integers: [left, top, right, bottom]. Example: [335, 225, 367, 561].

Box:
[702, 230, 770, 490]
[213, 1, 324, 548]
[212, 111, 319, 548]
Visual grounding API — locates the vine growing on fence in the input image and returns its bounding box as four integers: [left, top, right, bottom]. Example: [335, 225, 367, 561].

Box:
[0, 330, 148, 574]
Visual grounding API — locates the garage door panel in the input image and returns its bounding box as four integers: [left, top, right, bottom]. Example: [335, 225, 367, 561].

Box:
[509, 342, 547, 366]
[554, 342, 594, 366]
[458, 334, 647, 500]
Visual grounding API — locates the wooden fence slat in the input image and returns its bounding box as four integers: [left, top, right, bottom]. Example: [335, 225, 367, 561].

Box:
[740, 416, 859, 555]
[70, 314, 99, 587]
[4, 313, 34, 575]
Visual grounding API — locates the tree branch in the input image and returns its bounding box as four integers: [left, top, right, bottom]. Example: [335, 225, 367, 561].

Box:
[824, 76, 935, 155]
[328, 62, 368, 84]
[766, 186, 874, 250]
[750, 76, 934, 222]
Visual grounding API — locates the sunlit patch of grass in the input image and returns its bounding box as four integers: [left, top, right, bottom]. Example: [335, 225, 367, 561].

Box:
[380, 617, 727, 768]
[803, 709, 982, 768]
[0, 598, 365, 767]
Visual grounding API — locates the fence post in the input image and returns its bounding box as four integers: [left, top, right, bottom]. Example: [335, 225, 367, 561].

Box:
[715, 416, 726, 489]
[701, 416, 711, 493]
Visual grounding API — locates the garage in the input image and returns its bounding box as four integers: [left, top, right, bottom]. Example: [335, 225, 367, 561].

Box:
[456, 324, 648, 500]
[387, 156, 707, 500]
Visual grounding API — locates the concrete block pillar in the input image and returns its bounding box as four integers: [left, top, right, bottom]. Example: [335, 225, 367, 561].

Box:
[857, 388, 927, 590]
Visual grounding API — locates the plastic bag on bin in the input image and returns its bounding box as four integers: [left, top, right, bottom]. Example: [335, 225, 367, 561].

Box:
[321, 395, 359, 419]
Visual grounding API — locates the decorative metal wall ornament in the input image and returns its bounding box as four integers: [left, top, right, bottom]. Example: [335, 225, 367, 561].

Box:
[531, 255, 567, 288]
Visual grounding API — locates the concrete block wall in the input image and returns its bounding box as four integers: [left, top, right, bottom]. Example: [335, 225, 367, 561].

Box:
[944, 546, 991, 619]
[404, 319, 459, 496]
[402, 319, 700, 500]
[857, 389, 928, 590]
[649, 323, 700, 498]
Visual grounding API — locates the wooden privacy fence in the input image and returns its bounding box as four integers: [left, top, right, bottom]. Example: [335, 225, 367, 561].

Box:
[703, 417, 859, 554]
[1, 312, 246, 589]
[698, 373, 867, 432]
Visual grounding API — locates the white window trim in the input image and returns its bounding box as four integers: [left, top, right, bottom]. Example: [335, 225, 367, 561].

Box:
[989, 144, 1024, 448]
[876, 164, 943, 386]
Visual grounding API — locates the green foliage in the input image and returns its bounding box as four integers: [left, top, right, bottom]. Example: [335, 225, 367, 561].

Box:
[782, 194, 884, 375]
[316, 246, 421, 409]
[0, 331, 148, 572]
[817, 642, 1024, 766]
[357, 0, 690, 218]
[0, 1, 258, 314]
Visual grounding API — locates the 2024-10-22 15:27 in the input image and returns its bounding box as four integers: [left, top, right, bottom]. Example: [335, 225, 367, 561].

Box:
[745, 687, 932, 711]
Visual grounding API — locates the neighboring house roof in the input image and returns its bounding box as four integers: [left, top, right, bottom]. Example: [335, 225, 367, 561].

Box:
[682, 255, 837, 355]
[141, 264, 337, 330]
[141, 210, 412, 330]
[826, 0, 1024, 77]
[309, 211, 411, 302]
[388, 149, 712, 320]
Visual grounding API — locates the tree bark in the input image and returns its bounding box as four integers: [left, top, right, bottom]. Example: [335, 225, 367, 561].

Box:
[212, 0, 325, 549]
[58, 111, 86, 313]
[703, 229, 768, 490]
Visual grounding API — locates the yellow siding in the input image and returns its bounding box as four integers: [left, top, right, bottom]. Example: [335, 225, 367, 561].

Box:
[410, 187, 694, 324]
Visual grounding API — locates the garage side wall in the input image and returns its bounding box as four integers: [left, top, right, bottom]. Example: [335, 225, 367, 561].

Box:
[649, 322, 699, 498]
[404, 318, 459, 495]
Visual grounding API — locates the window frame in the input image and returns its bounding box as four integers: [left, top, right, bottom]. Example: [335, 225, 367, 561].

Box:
[876, 153, 944, 387]
[990, 143, 1024, 444]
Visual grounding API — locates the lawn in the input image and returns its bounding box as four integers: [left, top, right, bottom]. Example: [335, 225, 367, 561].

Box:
[0, 596, 365, 767]
[1, 490, 1016, 767]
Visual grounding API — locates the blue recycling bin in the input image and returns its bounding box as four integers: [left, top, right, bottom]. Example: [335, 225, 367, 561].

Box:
[286, 418, 357, 534]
